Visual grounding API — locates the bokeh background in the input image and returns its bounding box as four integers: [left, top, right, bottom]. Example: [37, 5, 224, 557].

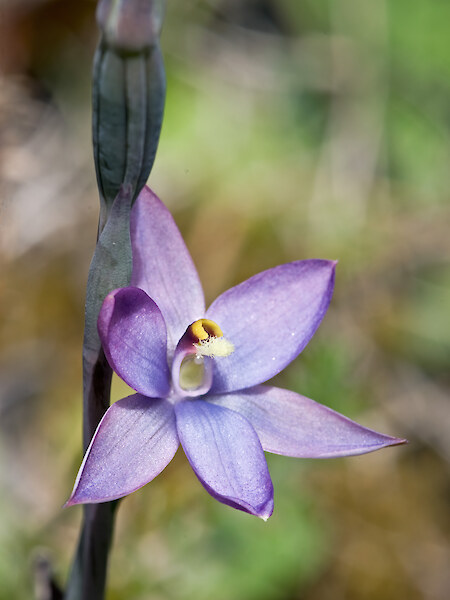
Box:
[1, 0, 449, 598]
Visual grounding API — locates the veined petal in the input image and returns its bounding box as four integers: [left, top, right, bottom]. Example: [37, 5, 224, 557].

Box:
[206, 260, 336, 393]
[131, 187, 205, 351]
[209, 386, 407, 458]
[98, 287, 170, 397]
[66, 394, 179, 505]
[175, 400, 273, 519]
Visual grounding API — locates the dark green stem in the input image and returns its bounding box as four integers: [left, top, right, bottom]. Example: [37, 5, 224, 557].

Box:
[64, 187, 133, 600]
[64, 2, 166, 596]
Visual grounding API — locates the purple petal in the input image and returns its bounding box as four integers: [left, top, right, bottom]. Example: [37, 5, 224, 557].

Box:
[66, 394, 179, 505]
[98, 287, 170, 397]
[209, 386, 407, 458]
[206, 260, 336, 393]
[175, 400, 273, 519]
[131, 187, 205, 351]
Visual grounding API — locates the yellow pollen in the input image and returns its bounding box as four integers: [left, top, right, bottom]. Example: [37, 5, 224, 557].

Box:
[190, 319, 223, 341]
[188, 319, 234, 358]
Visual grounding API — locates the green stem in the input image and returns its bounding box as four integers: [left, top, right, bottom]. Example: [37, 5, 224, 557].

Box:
[64, 2, 166, 595]
[64, 188, 133, 600]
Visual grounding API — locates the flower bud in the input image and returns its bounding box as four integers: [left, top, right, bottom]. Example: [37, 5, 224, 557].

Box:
[96, 0, 164, 53]
[92, 0, 166, 220]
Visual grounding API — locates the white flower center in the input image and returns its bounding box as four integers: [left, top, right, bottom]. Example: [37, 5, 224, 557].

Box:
[194, 336, 235, 358]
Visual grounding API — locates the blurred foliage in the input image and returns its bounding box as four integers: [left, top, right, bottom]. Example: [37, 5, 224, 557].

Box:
[1, 0, 449, 599]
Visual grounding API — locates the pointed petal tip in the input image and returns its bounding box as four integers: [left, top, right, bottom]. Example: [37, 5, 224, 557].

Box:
[63, 491, 122, 507]
[63, 487, 87, 509]
[326, 259, 338, 279]
[388, 436, 408, 447]
[64, 485, 128, 507]
[220, 494, 274, 520]
[374, 432, 408, 450]
[355, 433, 408, 455]
[258, 499, 274, 521]
[63, 493, 85, 509]
[235, 494, 274, 520]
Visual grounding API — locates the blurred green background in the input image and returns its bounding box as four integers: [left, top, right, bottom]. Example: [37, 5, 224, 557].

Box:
[1, 0, 449, 598]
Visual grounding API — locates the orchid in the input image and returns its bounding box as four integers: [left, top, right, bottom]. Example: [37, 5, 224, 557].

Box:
[67, 188, 404, 520]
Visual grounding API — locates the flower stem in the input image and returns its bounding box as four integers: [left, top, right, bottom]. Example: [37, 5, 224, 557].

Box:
[64, 188, 133, 600]
[64, 2, 166, 594]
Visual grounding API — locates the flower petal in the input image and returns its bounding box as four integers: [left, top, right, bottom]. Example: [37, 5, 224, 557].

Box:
[131, 187, 205, 351]
[98, 287, 170, 397]
[66, 394, 179, 505]
[175, 400, 273, 519]
[209, 386, 407, 458]
[206, 259, 336, 393]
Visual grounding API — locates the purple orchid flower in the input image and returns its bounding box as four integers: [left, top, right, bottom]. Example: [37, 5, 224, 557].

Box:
[67, 188, 405, 520]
